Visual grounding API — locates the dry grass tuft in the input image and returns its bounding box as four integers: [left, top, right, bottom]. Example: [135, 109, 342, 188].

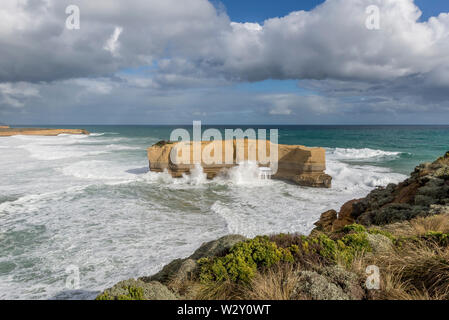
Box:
[410, 214, 449, 235]
[365, 241, 449, 299]
[384, 213, 449, 237]
[194, 280, 244, 300]
[243, 264, 300, 300]
[167, 277, 203, 300]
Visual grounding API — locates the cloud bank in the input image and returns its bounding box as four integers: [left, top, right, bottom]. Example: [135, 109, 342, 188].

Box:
[0, 0, 448, 124]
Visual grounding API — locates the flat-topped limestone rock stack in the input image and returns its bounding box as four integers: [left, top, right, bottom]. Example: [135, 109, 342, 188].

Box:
[147, 140, 332, 188]
[0, 127, 89, 136]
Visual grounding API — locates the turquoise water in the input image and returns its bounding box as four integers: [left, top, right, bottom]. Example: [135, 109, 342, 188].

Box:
[0, 125, 447, 299]
[42, 124, 449, 174]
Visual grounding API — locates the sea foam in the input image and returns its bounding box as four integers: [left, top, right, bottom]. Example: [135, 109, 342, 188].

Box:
[0, 133, 408, 300]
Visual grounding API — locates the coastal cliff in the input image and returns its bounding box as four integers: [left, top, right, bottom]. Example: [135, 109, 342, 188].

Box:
[147, 140, 332, 188]
[98, 151, 449, 300]
[0, 127, 90, 136]
[314, 151, 449, 232]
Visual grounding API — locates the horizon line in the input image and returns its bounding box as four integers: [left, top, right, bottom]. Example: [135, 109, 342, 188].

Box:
[6, 123, 449, 127]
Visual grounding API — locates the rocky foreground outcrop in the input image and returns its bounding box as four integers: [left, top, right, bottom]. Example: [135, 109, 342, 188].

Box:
[96, 235, 246, 300]
[315, 151, 449, 232]
[0, 127, 89, 136]
[98, 151, 449, 300]
[147, 140, 332, 188]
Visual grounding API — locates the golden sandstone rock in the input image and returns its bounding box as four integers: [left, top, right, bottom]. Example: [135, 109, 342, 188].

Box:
[0, 127, 89, 136]
[147, 140, 332, 188]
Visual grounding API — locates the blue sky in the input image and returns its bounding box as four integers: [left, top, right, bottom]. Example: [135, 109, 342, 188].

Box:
[221, 0, 447, 22]
[0, 0, 448, 125]
[217, 0, 325, 23]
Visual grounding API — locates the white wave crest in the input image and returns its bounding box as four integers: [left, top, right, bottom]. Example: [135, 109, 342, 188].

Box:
[327, 147, 403, 161]
[326, 160, 406, 190]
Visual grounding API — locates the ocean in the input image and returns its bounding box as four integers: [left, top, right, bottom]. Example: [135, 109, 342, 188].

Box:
[0, 125, 448, 299]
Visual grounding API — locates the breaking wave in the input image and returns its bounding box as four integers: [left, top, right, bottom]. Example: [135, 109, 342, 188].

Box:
[327, 147, 405, 161]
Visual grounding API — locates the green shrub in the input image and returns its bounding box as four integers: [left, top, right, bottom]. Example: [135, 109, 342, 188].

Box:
[338, 232, 372, 265]
[423, 231, 449, 246]
[300, 231, 375, 266]
[198, 236, 293, 284]
[368, 228, 395, 240]
[342, 224, 367, 233]
[198, 231, 379, 285]
[311, 234, 338, 260]
[341, 233, 371, 252]
[394, 232, 449, 248]
[96, 286, 145, 300]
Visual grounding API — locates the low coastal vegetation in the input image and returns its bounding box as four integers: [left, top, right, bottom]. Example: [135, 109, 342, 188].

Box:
[97, 152, 449, 300]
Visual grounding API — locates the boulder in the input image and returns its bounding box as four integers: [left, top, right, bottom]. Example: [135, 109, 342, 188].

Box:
[314, 199, 361, 232]
[291, 265, 364, 300]
[292, 271, 349, 300]
[190, 234, 247, 260]
[332, 199, 361, 230]
[366, 233, 393, 254]
[314, 210, 337, 232]
[143, 258, 197, 284]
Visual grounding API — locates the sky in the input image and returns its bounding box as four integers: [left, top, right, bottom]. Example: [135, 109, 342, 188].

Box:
[0, 0, 448, 125]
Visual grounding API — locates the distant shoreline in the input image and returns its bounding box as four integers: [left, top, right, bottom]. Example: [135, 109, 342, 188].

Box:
[0, 127, 90, 137]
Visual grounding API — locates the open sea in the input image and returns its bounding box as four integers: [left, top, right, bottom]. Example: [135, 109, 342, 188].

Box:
[0, 125, 448, 299]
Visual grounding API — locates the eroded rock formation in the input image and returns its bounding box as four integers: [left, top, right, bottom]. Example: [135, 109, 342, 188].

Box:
[147, 139, 332, 188]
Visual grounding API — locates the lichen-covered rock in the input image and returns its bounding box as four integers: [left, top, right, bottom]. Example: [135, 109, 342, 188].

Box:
[96, 279, 177, 300]
[290, 265, 364, 300]
[292, 271, 350, 300]
[429, 204, 449, 215]
[435, 166, 449, 179]
[366, 233, 393, 254]
[320, 265, 365, 300]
